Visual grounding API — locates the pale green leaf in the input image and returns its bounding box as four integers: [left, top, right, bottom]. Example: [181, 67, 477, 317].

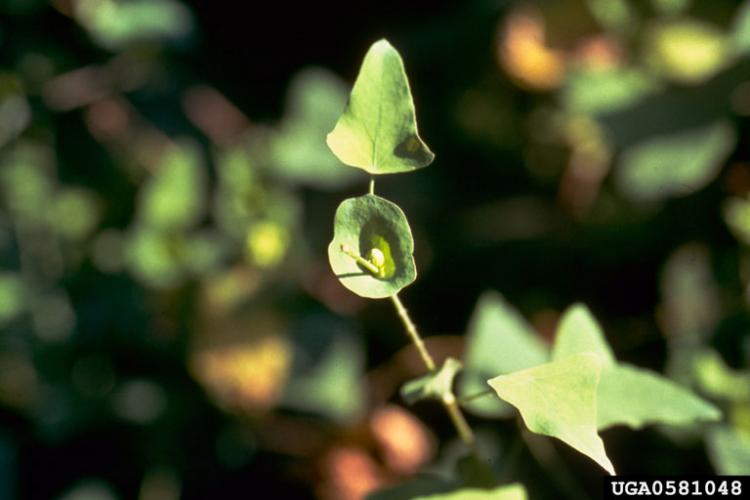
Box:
[326, 39, 434, 175]
[732, 1, 750, 55]
[401, 357, 462, 405]
[270, 67, 361, 189]
[615, 121, 736, 202]
[138, 143, 205, 230]
[413, 483, 528, 500]
[724, 196, 750, 246]
[598, 364, 720, 429]
[707, 426, 750, 475]
[552, 305, 720, 429]
[693, 349, 750, 402]
[488, 353, 615, 475]
[328, 194, 416, 298]
[552, 304, 615, 369]
[458, 291, 549, 417]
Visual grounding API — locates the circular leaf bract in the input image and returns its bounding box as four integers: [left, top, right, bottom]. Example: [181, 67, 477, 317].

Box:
[328, 194, 416, 298]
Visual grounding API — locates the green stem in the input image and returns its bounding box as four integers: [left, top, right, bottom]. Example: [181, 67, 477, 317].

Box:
[458, 388, 495, 404]
[369, 177, 375, 195]
[390, 294, 436, 372]
[390, 294, 477, 448]
[340, 244, 380, 275]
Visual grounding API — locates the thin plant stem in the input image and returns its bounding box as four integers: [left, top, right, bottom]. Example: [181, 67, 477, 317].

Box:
[458, 388, 495, 404]
[389, 293, 477, 448]
[369, 177, 375, 195]
[390, 294, 436, 372]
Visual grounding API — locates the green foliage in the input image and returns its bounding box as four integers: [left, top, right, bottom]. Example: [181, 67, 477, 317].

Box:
[401, 357, 463, 405]
[707, 426, 750, 474]
[488, 353, 615, 475]
[328, 194, 416, 298]
[412, 483, 528, 500]
[458, 292, 548, 417]
[269, 68, 361, 189]
[615, 120, 736, 201]
[327, 39, 434, 175]
[138, 143, 205, 231]
[551, 305, 720, 430]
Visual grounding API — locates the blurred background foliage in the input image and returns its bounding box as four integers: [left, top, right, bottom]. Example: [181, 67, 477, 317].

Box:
[0, 0, 749, 498]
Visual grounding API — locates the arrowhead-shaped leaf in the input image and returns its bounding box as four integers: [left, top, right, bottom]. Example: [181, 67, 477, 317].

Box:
[597, 364, 721, 429]
[552, 304, 720, 430]
[488, 353, 615, 475]
[328, 194, 416, 298]
[326, 39, 434, 175]
[459, 292, 549, 417]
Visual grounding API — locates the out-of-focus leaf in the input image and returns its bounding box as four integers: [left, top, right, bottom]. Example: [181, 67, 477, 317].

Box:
[74, 0, 193, 51]
[615, 120, 735, 201]
[269, 68, 361, 189]
[51, 188, 100, 240]
[707, 426, 750, 474]
[245, 220, 290, 268]
[584, 0, 636, 34]
[401, 358, 462, 405]
[724, 196, 750, 246]
[367, 475, 455, 500]
[0, 142, 53, 222]
[693, 349, 750, 402]
[138, 142, 205, 231]
[327, 39, 434, 175]
[553, 305, 720, 429]
[283, 316, 364, 423]
[458, 292, 548, 418]
[562, 68, 658, 115]
[644, 19, 729, 84]
[183, 230, 227, 277]
[412, 483, 528, 500]
[660, 244, 719, 342]
[328, 194, 416, 299]
[731, 1, 750, 55]
[488, 353, 615, 475]
[0, 273, 24, 325]
[0, 75, 31, 147]
[651, 0, 691, 15]
[126, 227, 183, 288]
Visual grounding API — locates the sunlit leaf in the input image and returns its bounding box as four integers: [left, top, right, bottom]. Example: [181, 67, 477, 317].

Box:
[693, 349, 750, 402]
[328, 194, 416, 298]
[597, 365, 720, 429]
[327, 39, 434, 175]
[552, 304, 615, 368]
[615, 120, 735, 201]
[724, 196, 750, 246]
[562, 68, 658, 115]
[458, 292, 548, 417]
[412, 483, 528, 500]
[488, 353, 615, 475]
[270, 68, 361, 188]
[401, 357, 462, 405]
[74, 0, 193, 50]
[707, 426, 750, 475]
[552, 304, 720, 429]
[138, 143, 205, 231]
[644, 19, 729, 84]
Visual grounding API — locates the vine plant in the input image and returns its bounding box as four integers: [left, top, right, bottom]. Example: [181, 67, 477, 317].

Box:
[325, 39, 722, 498]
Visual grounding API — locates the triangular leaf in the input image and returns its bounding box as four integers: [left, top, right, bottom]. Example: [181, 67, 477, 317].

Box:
[598, 364, 720, 429]
[488, 353, 615, 475]
[459, 292, 549, 417]
[327, 39, 434, 175]
[552, 304, 720, 430]
[412, 483, 528, 500]
[328, 194, 416, 298]
[401, 357, 462, 405]
[552, 304, 615, 369]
